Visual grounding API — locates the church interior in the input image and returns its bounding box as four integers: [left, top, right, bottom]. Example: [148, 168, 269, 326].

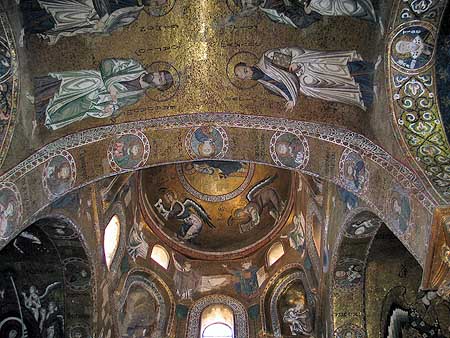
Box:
[0, 0, 449, 337]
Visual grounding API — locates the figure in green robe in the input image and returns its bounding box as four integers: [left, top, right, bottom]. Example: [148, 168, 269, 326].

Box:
[34, 58, 173, 130]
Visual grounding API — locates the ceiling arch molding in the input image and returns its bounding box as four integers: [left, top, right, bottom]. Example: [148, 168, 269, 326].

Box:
[387, 0, 450, 201]
[0, 114, 437, 265]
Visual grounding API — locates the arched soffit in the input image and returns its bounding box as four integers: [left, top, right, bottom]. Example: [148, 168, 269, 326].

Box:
[329, 208, 385, 337]
[0, 115, 437, 263]
[115, 268, 175, 338]
[0, 10, 18, 168]
[0, 216, 95, 337]
[387, 0, 450, 201]
[186, 295, 249, 338]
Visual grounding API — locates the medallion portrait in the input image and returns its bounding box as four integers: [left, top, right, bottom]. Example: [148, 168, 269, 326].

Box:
[270, 132, 309, 169]
[42, 152, 76, 198]
[339, 149, 368, 194]
[108, 132, 150, 172]
[185, 126, 229, 159]
[387, 186, 412, 234]
[0, 182, 21, 240]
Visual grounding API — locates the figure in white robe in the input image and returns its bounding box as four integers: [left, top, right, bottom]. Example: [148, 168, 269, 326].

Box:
[234, 46, 374, 111]
[226, 0, 378, 30]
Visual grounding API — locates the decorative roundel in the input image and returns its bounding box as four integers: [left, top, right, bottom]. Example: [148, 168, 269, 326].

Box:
[63, 257, 91, 292]
[270, 131, 309, 169]
[334, 324, 365, 338]
[339, 149, 369, 194]
[185, 126, 229, 159]
[334, 258, 364, 289]
[42, 151, 76, 199]
[68, 324, 90, 338]
[108, 132, 150, 172]
[0, 182, 22, 240]
[0, 317, 27, 338]
[391, 23, 435, 73]
[386, 185, 412, 234]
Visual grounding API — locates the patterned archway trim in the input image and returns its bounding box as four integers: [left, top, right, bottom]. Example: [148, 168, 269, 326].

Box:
[269, 271, 316, 337]
[0, 114, 436, 264]
[185, 294, 249, 338]
[260, 263, 316, 334]
[115, 271, 175, 337]
[387, 0, 450, 201]
[329, 208, 383, 338]
[0, 12, 18, 169]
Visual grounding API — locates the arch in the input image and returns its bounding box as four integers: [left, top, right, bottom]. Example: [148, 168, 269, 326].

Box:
[0, 216, 95, 338]
[261, 267, 316, 337]
[200, 304, 234, 338]
[0, 115, 436, 267]
[186, 295, 249, 338]
[150, 244, 170, 269]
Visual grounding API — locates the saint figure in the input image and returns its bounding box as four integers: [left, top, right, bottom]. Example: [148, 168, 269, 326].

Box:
[283, 299, 313, 336]
[228, 0, 378, 30]
[234, 47, 375, 111]
[34, 58, 173, 130]
[20, 0, 168, 45]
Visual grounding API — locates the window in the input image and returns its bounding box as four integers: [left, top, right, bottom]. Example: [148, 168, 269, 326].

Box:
[201, 304, 234, 338]
[104, 215, 120, 270]
[267, 242, 284, 267]
[150, 244, 170, 269]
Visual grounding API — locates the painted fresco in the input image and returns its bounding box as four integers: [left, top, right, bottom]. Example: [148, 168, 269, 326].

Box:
[140, 162, 292, 255]
[231, 46, 376, 111]
[34, 58, 174, 130]
[42, 152, 77, 198]
[108, 132, 150, 171]
[185, 127, 229, 159]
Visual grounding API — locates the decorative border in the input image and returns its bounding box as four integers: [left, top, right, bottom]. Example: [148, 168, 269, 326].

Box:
[0, 12, 19, 168]
[62, 257, 92, 292]
[185, 295, 249, 338]
[42, 150, 77, 199]
[388, 1, 450, 201]
[269, 131, 310, 169]
[107, 131, 150, 172]
[175, 162, 255, 202]
[269, 271, 315, 337]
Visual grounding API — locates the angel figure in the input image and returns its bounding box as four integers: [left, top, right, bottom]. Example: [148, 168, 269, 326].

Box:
[154, 189, 215, 242]
[21, 282, 61, 324]
[172, 253, 200, 300]
[228, 175, 284, 233]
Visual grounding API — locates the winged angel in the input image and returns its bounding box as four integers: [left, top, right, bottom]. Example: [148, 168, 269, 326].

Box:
[154, 189, 216, 242]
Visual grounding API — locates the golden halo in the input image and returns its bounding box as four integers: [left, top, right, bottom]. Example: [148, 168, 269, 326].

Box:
[226, 51, 259, 90]
[144, 61, 180, 102]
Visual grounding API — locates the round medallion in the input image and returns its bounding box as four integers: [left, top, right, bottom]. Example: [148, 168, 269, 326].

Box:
[63, 258, 91, 292]
[108, 132, 150, 172]
[386, 185, 412, 234]
[185, 126, 229, 159]
[334, 324, 365, 338]
[0, 182, 22, 240]
[391, 24, 435, 72]
[176, 161, 255, 202]
[270, 132, 309, 169]
[339, 149, 368, 194]
[42, 151, 76, 199]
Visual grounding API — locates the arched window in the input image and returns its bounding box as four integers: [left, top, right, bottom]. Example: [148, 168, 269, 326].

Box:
[267, 242, 284, 267]
[104, 215, 120, 270]
[201, 304, 234, 338]
[150, 244, 170, 269]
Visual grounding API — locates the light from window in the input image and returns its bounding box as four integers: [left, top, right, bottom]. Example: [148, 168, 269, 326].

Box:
[267, 242, 284, 267]
[201, 304, 234, 338]
[150, 244, 170, 269]
[104, 215, 120, 270]
[202, 323, 233, 338]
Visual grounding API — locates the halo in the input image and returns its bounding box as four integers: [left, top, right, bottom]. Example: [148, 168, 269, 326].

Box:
[226, 51, 258, 90]
[143, 0, 177, 17]
[144, 61, 180, 102]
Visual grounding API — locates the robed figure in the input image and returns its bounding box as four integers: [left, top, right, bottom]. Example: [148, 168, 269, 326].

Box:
[20, 0, 148, 44]
[234, 47, 374, 111]
[228, 0, 378, 30]
[34, 58, 173, 130]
